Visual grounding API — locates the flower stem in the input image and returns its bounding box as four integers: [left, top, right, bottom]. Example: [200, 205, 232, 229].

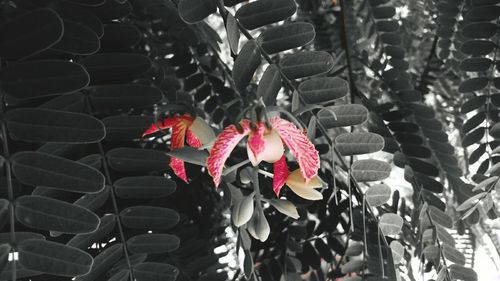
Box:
[252, 166, 262, 203]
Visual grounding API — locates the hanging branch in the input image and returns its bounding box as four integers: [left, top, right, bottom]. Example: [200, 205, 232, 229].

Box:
[83, 94, 136, 281]
[0, 93, 17, 281]
[0, 55, 17, 281]
[214, 1, 393, 277]
[355, 55, 455, 280]
[338, 0, 386, 276]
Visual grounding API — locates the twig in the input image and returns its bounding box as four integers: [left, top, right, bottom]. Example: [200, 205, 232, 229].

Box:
[84, 95, 136, 281]
[0, 94, 16, 281]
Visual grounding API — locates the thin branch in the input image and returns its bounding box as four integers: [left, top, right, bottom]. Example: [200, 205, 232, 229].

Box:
[84, 95, 136, 281]
[0, 94, 16, 281]
[416, 34, 440, 94]
[349, 23, 455, 281]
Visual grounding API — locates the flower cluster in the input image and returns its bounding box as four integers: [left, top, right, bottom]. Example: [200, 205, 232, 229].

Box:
[143, 115, 321, 199]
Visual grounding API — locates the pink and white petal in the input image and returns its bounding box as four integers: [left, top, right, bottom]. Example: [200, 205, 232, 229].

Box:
[286, 169, 323, 200]
[247, 124, 266, 165]
[273, 155, 289, 197]
[270, 116, 320, 182]
[188, 117, 216, 146]
[207, 120, 251, 187]
[186, 129, 202, 148]
[260, 130, 285, 163]
[142, 115, 193, 137]
[247, 145, 259, 166]
[169, 116, 192, 183]
[250, 130, 285, 166]
[170, 157, 188, 183]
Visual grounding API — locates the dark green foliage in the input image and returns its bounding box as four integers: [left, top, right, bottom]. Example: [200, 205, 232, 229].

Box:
[0, 1, 228, 280]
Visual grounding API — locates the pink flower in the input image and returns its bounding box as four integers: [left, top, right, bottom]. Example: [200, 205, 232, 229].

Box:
[143, 114, 215, 183]
[207, 116, 320, 196]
